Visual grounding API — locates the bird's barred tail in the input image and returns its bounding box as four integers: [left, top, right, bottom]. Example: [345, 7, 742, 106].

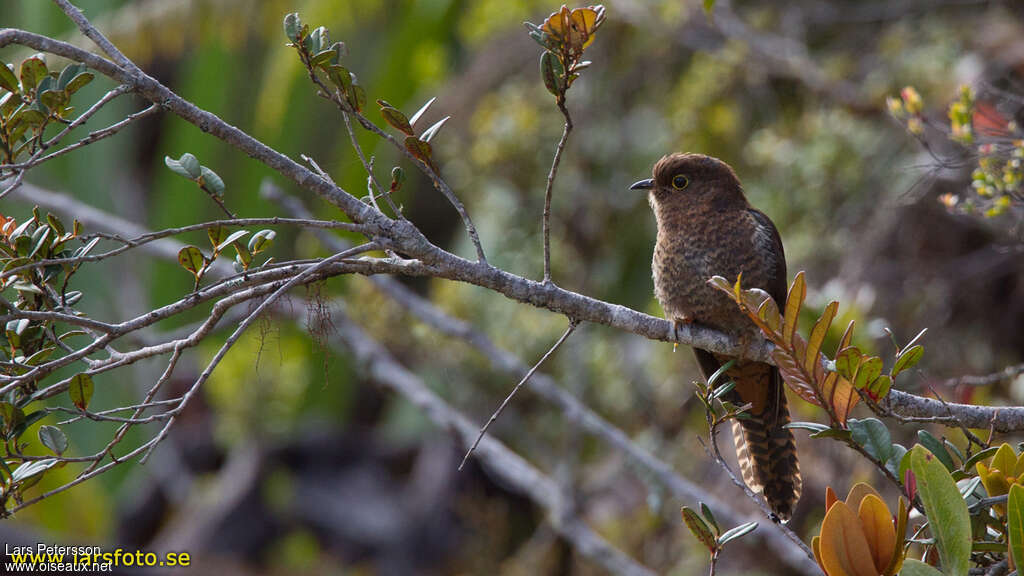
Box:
[696, 351, 802, 521]
[730, 379, 801, 521]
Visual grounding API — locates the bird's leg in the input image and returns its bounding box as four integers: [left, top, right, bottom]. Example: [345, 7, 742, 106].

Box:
[672, 315, 693, 352]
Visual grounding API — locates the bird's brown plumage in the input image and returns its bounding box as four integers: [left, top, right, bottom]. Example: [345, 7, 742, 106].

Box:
[635, 153, 801, 521]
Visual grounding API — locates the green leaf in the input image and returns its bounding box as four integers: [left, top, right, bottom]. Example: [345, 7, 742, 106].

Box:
[681, 506, 716, 552]
[283, 12, 302, 42]
[707, 359, 736, 388]
[886, 443, 908, 478]
[311, 49, 335, 67]
[717, 521, 758, 546]
[29, 227, 51, 258]
[835, 342, 860, 379]
[0, 402, 24, 437]
[1008, 484, 1024, 569]
[866, 374, 891, 401]
[909, 444, 971, 576]
[703, 0, 716, 14]
[902, 328, 929, 353]
[898, 558, 945, 576]
[540, 51, 564, 96]
[38, 89, 66, 111]
[62, 70, 94, 96]
[19, 56, 47, 91]
[215, 230, 249, 252]
[710, 380, 735, 400]
[811, 428, 853, 441]
[848, 418, 893, 462]
[57, 63, 83, 90]
[0, 91, 23, 116]
[408, 96, 436, 128]
[247, 230, 275, 254]
[46, 213, 65, 236]
[208, 225, 229, 248]
[326, 65, 352, 93]
[379, 104, 414, 135]
[24, 346, 55, 366]
[165, 153, 201, 179]
[892, 345, 924, 377]
[11, 106, 46, 128]
[918, 430, 956, 472]
[391, 166, 406, 189]
[10, 458, 56, 483]
[329, 41, 347, 64]
[854, 356, 883, 389]
[699, 502, 720, 535]
[9, 410, 46, 440]
[177, 245, 205, 277]
[351, 84, 367, 113]
[68, 373, 94, 410]
[0, 63, 18, 93]
[962, 446, 1000, 472]
[786, 420, 835, 432]
[420, 116, 450, 143]
[404, 136, 434, 168]
[199, 166, 226, 197]
[38, 425, 67, 456]
[308, 26, 329, 54]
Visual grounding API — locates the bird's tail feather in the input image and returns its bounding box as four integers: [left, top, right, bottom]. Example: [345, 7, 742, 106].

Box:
[695, 350, 802, 521]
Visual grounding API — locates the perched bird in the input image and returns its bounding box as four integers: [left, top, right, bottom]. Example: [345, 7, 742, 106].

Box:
[632, 153, 801, 521]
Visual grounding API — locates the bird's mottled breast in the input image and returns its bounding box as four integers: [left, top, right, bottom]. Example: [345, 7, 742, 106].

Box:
[652, 207, 778, 333]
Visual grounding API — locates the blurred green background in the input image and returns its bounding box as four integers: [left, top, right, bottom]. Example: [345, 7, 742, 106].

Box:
[3, 0, 1024, 574]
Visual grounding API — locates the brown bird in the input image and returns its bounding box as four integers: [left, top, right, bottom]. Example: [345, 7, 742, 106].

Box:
[632, 152, 801, 521]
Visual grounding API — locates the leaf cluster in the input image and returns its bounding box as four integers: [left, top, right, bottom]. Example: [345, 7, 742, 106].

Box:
[0, 57, 94, 163]
[524, 5, 605, 102]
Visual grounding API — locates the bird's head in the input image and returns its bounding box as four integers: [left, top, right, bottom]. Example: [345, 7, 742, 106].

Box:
[631, 153, 748, 215]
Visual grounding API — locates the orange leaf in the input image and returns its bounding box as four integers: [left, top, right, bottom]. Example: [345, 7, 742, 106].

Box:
[773, 347, 820, 406]
[837, 319, 855, 351]
[812, 535, 825, 573]
[858, 494, 896, 574]
[826, 486, 839, 511]
[822, 373, 859, 426]
[805, 301, 838, 376]
[819, 501, 879, 576]
[756, 294, 782, 333]
[846, 482, 883, 507]
[783, 271, 805, 345]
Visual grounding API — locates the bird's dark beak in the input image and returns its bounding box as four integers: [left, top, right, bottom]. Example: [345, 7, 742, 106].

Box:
[630, 178, 654, 191]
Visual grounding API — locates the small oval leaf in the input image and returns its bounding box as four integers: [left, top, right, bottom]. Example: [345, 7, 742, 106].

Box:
[68, 372, 94, 410]
[177, 245, 205, 277]
[38, 425, 68, 456]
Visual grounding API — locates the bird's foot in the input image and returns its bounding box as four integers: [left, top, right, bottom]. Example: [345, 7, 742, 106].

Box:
[672, 316, 693, 352]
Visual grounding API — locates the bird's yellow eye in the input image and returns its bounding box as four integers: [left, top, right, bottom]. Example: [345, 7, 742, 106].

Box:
[671, 175, 689, 190]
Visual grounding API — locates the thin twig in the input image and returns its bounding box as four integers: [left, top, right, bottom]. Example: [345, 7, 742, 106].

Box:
[459, 318, 579, 470]
[339, 111, 403, 217]
[80, 343, 184, 475]
[542, 100, 573, 284]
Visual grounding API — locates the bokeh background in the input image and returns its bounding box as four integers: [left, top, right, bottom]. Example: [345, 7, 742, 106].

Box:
[3, 0, 1024, 574]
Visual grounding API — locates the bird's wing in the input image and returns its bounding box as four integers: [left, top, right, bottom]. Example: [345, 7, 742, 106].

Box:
[747, 208, 787, 308]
